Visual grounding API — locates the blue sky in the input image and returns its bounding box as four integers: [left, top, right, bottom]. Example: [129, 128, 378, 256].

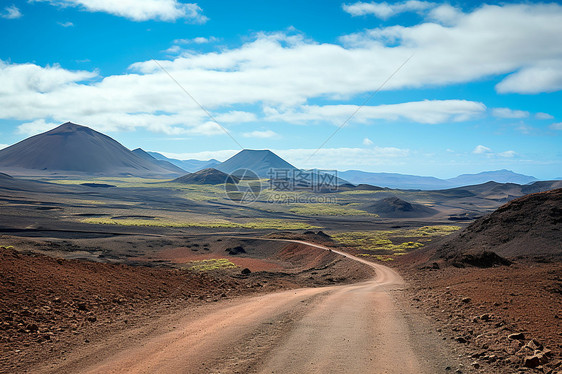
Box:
[1, 0, 561, 179]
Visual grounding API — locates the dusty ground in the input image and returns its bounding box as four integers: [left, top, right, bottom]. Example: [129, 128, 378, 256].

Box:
[0, 237, 373, 374]
[27, 243, 468, 374]
[396, 260, 562, 373]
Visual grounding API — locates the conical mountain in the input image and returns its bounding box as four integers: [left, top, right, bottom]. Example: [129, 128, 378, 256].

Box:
[215, 149, 297, 178]
[0, 122, 182, 176]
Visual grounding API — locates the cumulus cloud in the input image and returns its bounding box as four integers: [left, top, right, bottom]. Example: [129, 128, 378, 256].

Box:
[492, 107, 529, 119]
[3, 3, 562, 136]
[242, 130, 279, 138]
[264, 100, 485, 125]
[31, 0, 207, 22]
[343, 1, 435, 19]
[17, 119, 62, 136]
[427, 4, 463, 25]
[472, 145, 517, 158]
[1, 5, 22, 19]
[340, 3, 562, 94]
[550, 122, 562, 130]
[496, 61, 562, 94]
[472, 145, 492, 155]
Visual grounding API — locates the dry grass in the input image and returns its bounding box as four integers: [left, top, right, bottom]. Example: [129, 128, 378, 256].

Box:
[80, 217, 319, 230]
[186, 258, 238, 272]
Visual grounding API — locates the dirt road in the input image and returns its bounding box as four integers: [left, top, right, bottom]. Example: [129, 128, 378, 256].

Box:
[45, 241, 461, 374]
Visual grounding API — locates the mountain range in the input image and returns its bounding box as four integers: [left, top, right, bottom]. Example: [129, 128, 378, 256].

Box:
[0, 122, 550, 189]
[339, 169, 539, 190]
[147, 151, 220, 173]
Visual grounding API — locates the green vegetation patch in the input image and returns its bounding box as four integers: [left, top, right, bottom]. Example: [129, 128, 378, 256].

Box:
[289, 203, 375, 216]
[80, 217, 318, 230]
[186, 258, 238, 272]
[0, 245, 14, 250]
[332, 225, 460, 257]
[414, 225, 461, 236]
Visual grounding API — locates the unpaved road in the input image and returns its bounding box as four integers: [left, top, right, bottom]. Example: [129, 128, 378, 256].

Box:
[44, 241, 462, 374]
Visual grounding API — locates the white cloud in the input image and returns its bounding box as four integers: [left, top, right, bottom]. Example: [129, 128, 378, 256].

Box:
[343, 1, 435, 19]
[175, 36, 219, 44]
[58, 21, 74, 27]
[0, 61, 96, 95]
[164, 45, 182, 54]
[535, 112, 554, 120]
[363, 137, 373, 145]
[498, 150, 517, 158]
[214, 111, 257, 123]
[472, 145, 517, 158]
[340, 4, 562, 94]
[496, 61, 562, 94]
[2, 3, 562, 136]
[427, 4, 462, 26]
[265, 100, 485, 125]
[550, 122, 562, 130]
[166, 37, 219, 54]
[31, 0, 207, 22]
[242, 130, 279, 138]
[185, 121, 224, 135]
[1, 5, 22, 19]
[473, 145, 492, 155]
[18, 119, 61, 136]
[492, 107, 529, 119]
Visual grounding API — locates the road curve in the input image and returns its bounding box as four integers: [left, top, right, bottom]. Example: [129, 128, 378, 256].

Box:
[54, 240, 453, 374]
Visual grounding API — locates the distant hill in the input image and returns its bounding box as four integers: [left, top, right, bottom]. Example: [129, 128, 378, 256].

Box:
[447, 169, 537, 186]
[173, 168, 237, 185]
[435, 188, 562, 261]
[0, 123, 183, 177]
[339, 170, 447, 190]
[365, 196, 438, 218]
[438, 180, 562, 203]
[132, 148, 186, 174]
[147, 151, 220, 173]
[215, 149, 297, 178]
[340, 169, 538, 190]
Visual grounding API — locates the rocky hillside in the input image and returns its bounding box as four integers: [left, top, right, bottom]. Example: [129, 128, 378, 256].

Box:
[436, 188, 562, 261]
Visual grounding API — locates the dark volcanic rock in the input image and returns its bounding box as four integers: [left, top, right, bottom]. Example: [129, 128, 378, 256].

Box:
[0, 122, 181, 176]
[226, 246, 246, 255]
[366, 196, 438, 218]
[451, 251, 512, 268]
[436, 188, 562, 260]
[173, 168, 237, 185]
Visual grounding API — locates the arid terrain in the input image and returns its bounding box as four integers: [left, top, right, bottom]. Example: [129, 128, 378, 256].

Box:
[1, 130, 561, 374]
